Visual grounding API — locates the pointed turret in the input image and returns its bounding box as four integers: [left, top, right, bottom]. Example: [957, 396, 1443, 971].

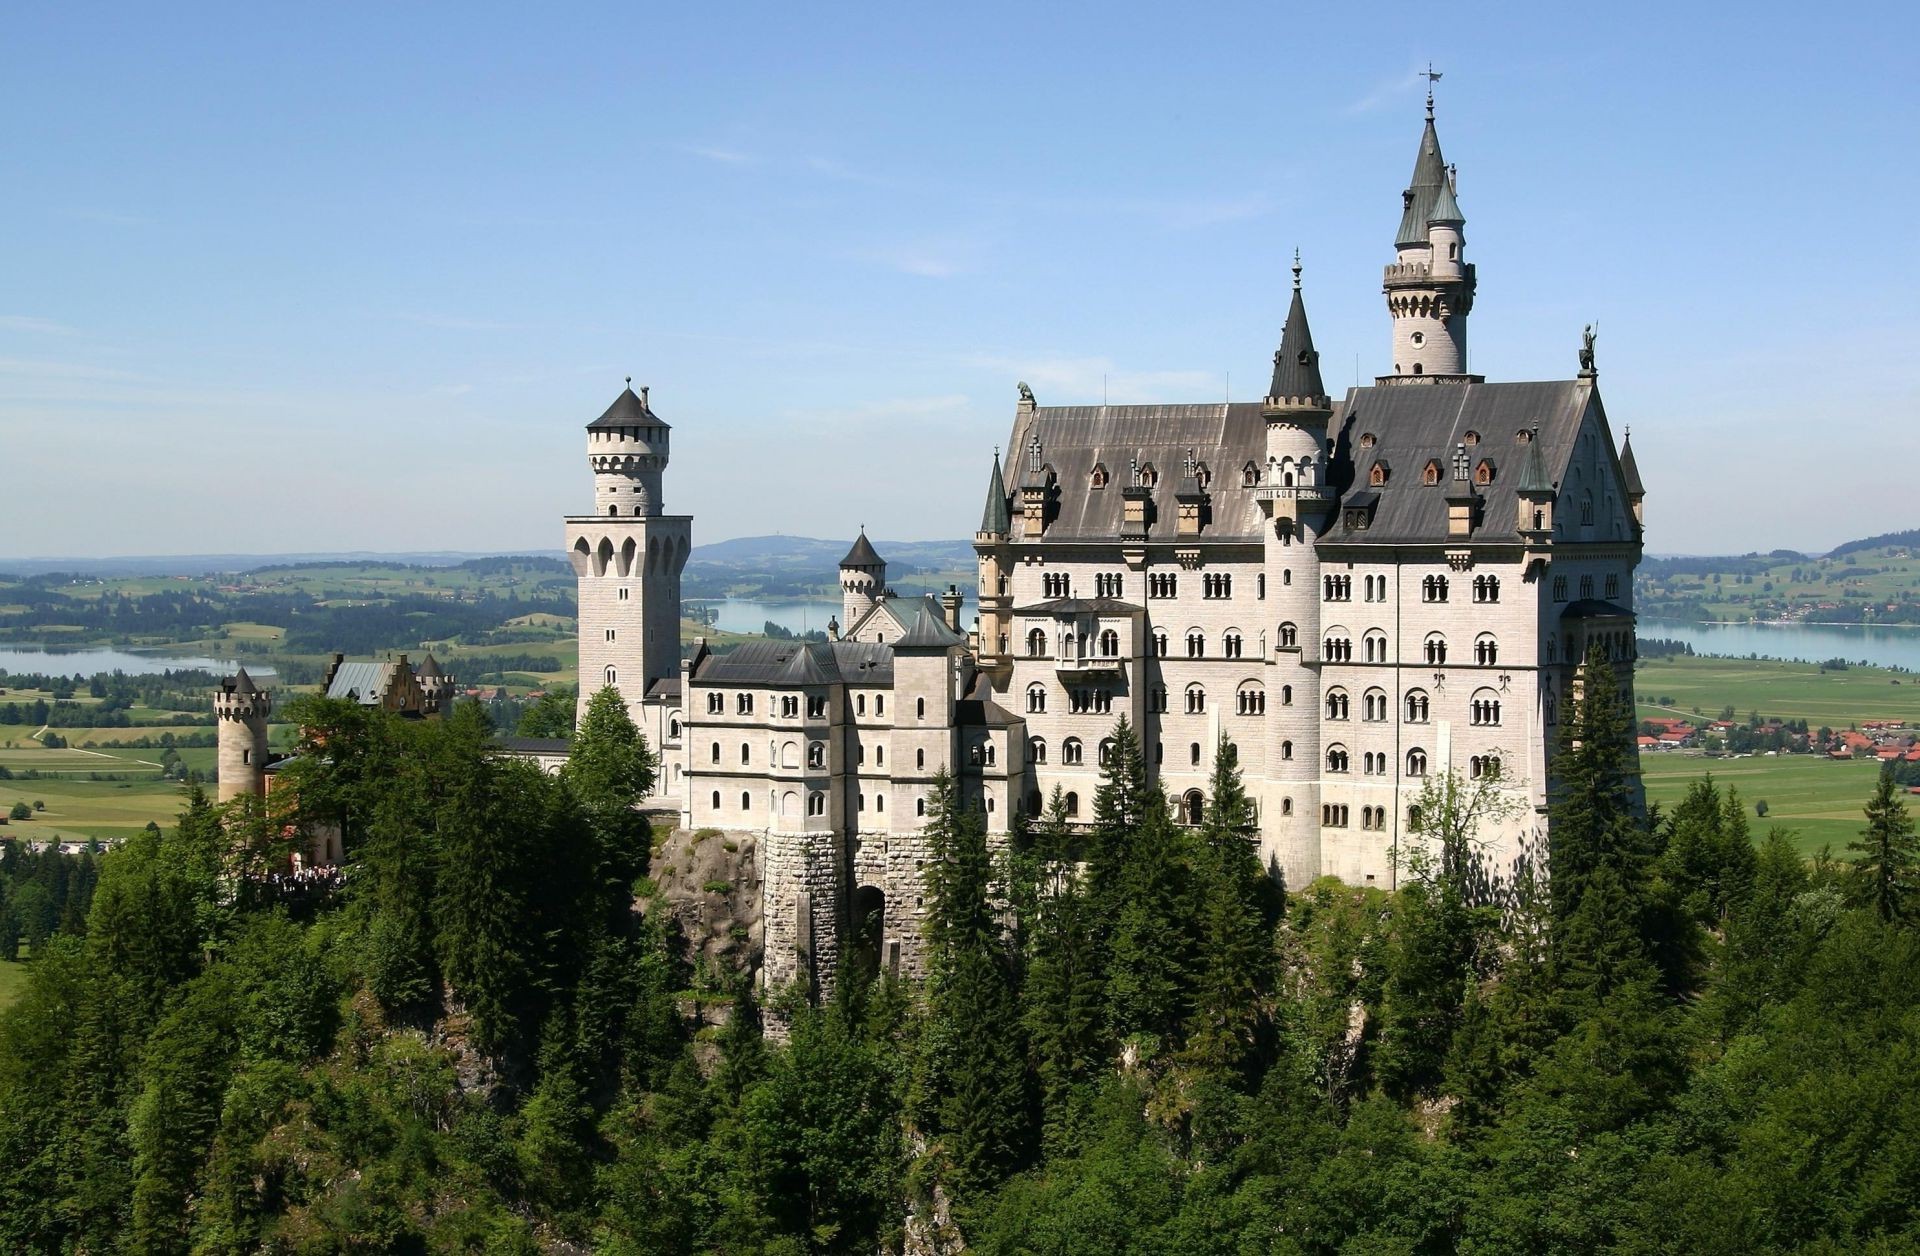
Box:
[978, 449, 1011, 537]
[1620, 429, 1646, 527]
[226, 666, 259, 696]
[1516, 426, 1556, 536]
[839, 529, 888, 629]
[1383, 93, 1478, 382]
[1265, 256, 1329, 410]
[1395, 111, 1456, 247]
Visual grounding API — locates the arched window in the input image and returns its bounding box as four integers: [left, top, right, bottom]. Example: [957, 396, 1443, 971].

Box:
[1099, 629, 1119, 657]
[1323, 632, 1352, 663]
[1369, 461, 1390, 487]
[1405, 689, 1431, 722]
[1236, 684, 1265, 716]
[1027, 628, 1046, 657]
[1097, 738, 1116, 767]
[1474, 574, 1501, 603]
[1424, 633, 1448, 666]
[1325, 688, 1349, 720]
[1326, 744, 1350, 773]
[1423, 459, 1442, 485]
[1281, 797, 1294, 815]
[1475, 634, 1499, 666]
[1281, 740, 1293, 760]
[807, 742, 825, 769]
[1470, 754, 1503, 780]
[740, 742, 750, 764]
[917, 748, 925, 768]
[808, 792, 825, 816]
[857, 694, 867, 716]
[1364, 630, 1388, 662]
[1186, 631, 1205, 658]
[711, 741, 721, 763]
[1471, 689, 1502, 726]
[1279, 622, 1298, 648]
[1064, 791, 1080, 818]
[1063, 738, 1084, 766]
[1182, 790, 1205, 826]
[668, 716, 681, 740]
[1282, 684, 1293, 706]
[1363, 688, 1388, 721]
[1422, 574, 1450, 603]
[1027, 684, 1052, 715]
[605, 665, 618, 685]
[1223, 630, 1243, 659]
[875, 794, 884, 813]
[1407, 747, 1428, 776]
[711, 790, 720, 809]
[1189, 742, 1202, 766]
[1185, 684, 1206, 714]
[916, 697, 926, 718]
[1090, 462, 1109, 488]
[1581, 490, 1595, 526]
[741, 791, 751, 811]
[1153, 629, 1169, 657]
[1029, 737, 1046, 765]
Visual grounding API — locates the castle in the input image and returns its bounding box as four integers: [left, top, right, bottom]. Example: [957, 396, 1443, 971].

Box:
[221, 98, 1645, 996]
[574, 97, 1646, 993]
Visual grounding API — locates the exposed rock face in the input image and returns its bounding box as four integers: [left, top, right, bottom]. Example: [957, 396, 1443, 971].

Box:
[649, 826, 764, 981]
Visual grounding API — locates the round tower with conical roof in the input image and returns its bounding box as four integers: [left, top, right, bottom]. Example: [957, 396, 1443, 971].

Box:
[214, 667, 271, 804]
[566, 381, 692, 730]
[1382, 91, 1478, 383]
[1260, 257, 1337, 884]
[839, 530, 887, 632]
[416, 653, 455, 717]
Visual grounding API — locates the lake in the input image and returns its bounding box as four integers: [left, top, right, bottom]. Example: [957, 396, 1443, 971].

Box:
[0, 647, 272, 679]
[1640, 618, 1920, 672]
[689, 599, 851, 636]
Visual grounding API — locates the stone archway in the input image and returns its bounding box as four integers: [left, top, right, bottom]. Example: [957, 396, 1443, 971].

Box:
[850, 884, 886, 984]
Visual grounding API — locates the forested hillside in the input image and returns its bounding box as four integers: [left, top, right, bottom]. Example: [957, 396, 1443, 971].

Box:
[0, 651, 1916, 1253]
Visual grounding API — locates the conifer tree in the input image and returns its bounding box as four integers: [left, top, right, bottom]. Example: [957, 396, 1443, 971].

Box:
[1085, 715, 1151, 928]
[1850, 767, 1917, 924]
[1185, 736, 1272, 1078]
[1104, 793, 1193, 1046]
[921, 771, 1029, 1194]
[562, 685, 658, 888]
[1022, 788, 1103, 1148]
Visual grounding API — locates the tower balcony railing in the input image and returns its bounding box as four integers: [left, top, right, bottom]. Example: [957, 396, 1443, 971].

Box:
[1254, 484, 1334, 505]
[1383, 260, 1474, 288]
[1055, 656, 1127, 678]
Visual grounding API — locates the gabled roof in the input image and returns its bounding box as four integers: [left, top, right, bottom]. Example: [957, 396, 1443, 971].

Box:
[324, 660, 390, 705]
[895, 605, 965, 651]
[693, 640, 896, 687]
[979, 450, 1012, 535]
[840, 530, 885, 569]
[586, 385, 668, 431]
[1326, 379, 1593, 545]
[845, 593, 948, 643]
[1267, 273, 1327, 403]
[1396, 114, 1457, 248]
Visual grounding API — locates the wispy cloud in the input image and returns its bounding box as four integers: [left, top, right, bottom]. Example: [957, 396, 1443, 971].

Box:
[851, 239, 975, 279]
[0, 316, 76, 336]
[1345, 67, 1427, 115]
[679, 142, 757, 166]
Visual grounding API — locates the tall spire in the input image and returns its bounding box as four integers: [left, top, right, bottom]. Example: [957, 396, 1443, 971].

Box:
[1395, 108, 1456, 247]
[1265, 254, 1328, 408]
[979, 447, 1011, 536]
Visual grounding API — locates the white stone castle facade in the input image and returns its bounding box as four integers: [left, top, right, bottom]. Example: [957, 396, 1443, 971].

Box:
[572, 99, 1646, 992]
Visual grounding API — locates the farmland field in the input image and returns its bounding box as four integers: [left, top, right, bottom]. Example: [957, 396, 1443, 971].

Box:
[1638, 751, 1886, 855]
[1634, 654, 1920, 728]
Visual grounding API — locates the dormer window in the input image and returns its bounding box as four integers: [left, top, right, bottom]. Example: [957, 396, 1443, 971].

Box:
[1423, 459, 1442, 486]
[1242, 461, 1260, 487]
[1138, 462, 1157, 488]
[1475, 459, 1496, 486]
[1359, 432, 1377, 449]
[1368, 461, 1391, 488]
[1090, 463, 1109, 489]
[1464, 430, 1481, 446]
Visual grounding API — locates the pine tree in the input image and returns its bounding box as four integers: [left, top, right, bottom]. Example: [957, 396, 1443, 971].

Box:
[921, 771, 1029, 1195]
[1849, 767, 1917, 924]
[1185, 736, 1272, 1079]
[1104, 795, 1193, 1046]
[1085, 715, 1151, 930]
[1022, 788, 1104, 1150]
[562, 685, 658, 888]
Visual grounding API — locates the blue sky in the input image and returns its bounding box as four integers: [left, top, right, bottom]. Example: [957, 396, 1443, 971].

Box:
[2, 1, 1912, 558]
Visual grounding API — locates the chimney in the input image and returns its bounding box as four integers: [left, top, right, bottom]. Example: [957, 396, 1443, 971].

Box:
[940, 585, 963, 633]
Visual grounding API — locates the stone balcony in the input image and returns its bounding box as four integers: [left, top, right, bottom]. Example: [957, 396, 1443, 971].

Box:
[1054, 656, 1127, 679]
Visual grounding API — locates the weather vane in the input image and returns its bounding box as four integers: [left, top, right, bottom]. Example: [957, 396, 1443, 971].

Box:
[1423, 63, 1443, 116]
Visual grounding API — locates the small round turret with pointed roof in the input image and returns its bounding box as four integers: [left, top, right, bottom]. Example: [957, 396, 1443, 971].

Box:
[839, 528, 887, 629]
[214, 666, 272, 803]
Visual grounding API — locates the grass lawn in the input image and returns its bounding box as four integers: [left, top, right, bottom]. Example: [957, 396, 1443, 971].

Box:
[1635, 654, 1920, 728]
[0, 960, 29, 1014]
[2, 774, 191, 843]
[1639, 751, 1885, 855]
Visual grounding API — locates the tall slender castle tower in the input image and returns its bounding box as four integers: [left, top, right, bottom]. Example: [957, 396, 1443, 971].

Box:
[1260, 257, 1336, 882]
[214, 667, 270, 803]
[567, 382, 691, 725]
[1382, 88, 1478, 383]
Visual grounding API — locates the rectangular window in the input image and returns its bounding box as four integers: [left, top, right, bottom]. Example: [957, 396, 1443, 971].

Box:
[618, 587, 630, 601]
[1552, 576, 1568, 603]
[1605, 573, 1620, 599]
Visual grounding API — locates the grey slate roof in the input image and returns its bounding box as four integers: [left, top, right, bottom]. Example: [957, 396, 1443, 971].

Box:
[587, 385, 667, 431]
[695, 640, 896, 687]
[1005, 403, 1272, 543]
[1560, 598, 1635, 620]
[840, 531, 885, 569]
[225, 666, 260, 695]
[324, 661, 388, 704]
[895, 605, 965, 650]
[1396, 115, 1457, 247]
[1619, 434, 1644, 496]
[1267, 280, 1328, 403]
[1015, 597, 1142, 616]
[417, 653, 443, 678]
[1327, 378, 1594, 545]
[979, 450, 1012, 535]
[1517, 432, 1555, 493]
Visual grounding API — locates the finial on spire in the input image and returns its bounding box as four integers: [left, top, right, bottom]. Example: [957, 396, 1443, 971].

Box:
[625, 375, 631, 387]
[1292, 247, 1302, 290]
[1422, 62, 1443, 119]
